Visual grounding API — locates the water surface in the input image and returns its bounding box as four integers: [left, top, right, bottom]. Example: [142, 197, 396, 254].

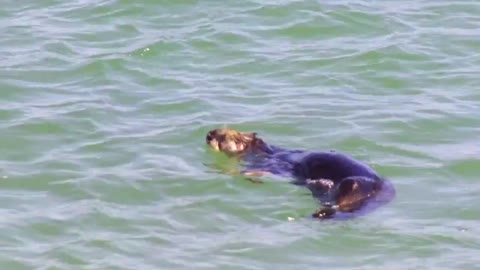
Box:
[1, 1, 479, 269]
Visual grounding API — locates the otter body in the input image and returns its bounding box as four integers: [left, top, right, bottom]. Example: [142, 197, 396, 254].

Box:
[241, 149, 379, 182]
[206, 128, 395, 220]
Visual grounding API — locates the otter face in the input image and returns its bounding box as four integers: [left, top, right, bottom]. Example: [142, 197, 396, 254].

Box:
[206, 128, 257, 155]
[336, 178, 378, 212]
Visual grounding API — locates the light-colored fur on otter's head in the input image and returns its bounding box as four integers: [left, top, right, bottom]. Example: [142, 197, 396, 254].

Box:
[206, 128, 258, 155]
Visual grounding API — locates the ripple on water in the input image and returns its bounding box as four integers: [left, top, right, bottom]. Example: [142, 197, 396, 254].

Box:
[1, 0, 480, 269]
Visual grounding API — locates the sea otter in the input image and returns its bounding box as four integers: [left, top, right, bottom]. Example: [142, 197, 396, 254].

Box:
[205, 128, 395, 220]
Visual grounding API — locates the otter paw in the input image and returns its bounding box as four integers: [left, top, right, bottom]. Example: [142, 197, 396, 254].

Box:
[243, 171, 270, 177]
[307, 178, 335, 189]
[245, 177, 264, 184]
[312, 207, 336, 219]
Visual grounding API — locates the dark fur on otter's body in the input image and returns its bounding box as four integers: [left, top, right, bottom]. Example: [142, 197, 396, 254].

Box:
[206, 128, 395, 220]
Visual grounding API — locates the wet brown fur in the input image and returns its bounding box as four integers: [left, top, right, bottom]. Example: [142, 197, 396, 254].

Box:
[206, 128, 392, 220]
[206, 128, 264, 156]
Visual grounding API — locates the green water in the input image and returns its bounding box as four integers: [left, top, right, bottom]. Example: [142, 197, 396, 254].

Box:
[1, 1, 479, 269]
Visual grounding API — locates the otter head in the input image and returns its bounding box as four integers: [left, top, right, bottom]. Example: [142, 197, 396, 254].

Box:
[206, 128, 258, 155]
[335, 178, 380, 212]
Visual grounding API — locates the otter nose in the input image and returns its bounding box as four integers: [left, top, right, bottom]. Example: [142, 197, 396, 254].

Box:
[206, 132, 213, 143]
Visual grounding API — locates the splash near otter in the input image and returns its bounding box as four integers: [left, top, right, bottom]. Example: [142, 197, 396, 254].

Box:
[205, 128, 395, 220]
